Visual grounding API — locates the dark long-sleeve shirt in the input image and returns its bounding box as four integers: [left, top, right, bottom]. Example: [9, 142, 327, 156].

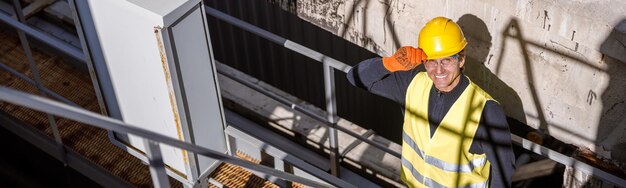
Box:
[347, 57, 516, 188]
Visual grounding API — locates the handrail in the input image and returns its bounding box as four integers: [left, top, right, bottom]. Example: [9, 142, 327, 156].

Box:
[0, 86, 337, 188]
[7, 0, 67, 167]
[216, 63, 402, 158]
[0, 1, 626, 185]
[0, 10, 85, 62]
[0, 3, 86, 108]
[205, 6, 626, 187]
[204, 6, 350, 176]
[204, 6, 351, 73]
[0, 62, 79, 107]
[511, 134, 626, 186]
[0, 4, 359, 185]
[205, 6, 402, 163]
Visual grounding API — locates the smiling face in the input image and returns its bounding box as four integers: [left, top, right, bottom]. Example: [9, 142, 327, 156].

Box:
[424, 54, 465, 92]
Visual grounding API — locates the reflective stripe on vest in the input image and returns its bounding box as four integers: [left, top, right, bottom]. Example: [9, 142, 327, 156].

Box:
[401, 72, 494, 188]
[402, 158, 489, 188]
[403, 131, 487, 173]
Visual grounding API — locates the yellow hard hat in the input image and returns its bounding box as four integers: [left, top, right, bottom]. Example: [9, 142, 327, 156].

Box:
[418, 17, 467, 60]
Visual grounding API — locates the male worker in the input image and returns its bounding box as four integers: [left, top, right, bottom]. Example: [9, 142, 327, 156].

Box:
[347, 17, 515, 187]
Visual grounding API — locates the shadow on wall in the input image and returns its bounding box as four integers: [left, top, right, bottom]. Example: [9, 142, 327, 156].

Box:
[458, 14, 626, 186]
[500, 17, 626, 160]
[491, 15, 626, 186]
[456, 14, 528, 134]
[598, 20, 626, 162]
[571, 19, 626, 188]
[339, 0, 402, 55]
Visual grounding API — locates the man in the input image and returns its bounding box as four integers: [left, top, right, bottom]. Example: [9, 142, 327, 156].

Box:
[347, 17, 515, 187]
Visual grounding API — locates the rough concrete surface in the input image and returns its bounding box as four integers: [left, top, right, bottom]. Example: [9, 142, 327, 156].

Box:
[284, 0, 626, 161]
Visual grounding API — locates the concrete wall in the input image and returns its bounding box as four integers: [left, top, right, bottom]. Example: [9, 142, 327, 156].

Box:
[286, 0, 626, 161]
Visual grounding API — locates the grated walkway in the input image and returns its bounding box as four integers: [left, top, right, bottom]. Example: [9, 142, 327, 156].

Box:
[0, 29, 287, 187]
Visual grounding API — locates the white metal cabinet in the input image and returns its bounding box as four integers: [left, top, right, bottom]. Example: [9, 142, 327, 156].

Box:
[75, 0, 226, 185]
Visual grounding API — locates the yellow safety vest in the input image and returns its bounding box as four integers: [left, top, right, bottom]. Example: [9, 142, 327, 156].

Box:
[401, 72, 494, 188]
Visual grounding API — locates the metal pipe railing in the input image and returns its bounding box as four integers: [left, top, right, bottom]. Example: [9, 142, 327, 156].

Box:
[67, 0, 109, 117]
[206, 5, 626, 187]
[215, 63, 402, 158]
[1, 1, 624, 187]
[9, 0, 66, 164]
[0, 3, 357, 186]
[323, 61, 341, 176]
[0, 9, 85, 62]
[205, 7, 403, 174]
[205, 6, 348, 177]
[205, 6, 351, 73]
[512, 134, 626, 186]
[0, 62, 79, 107]
[0, 3, 87, 108]
[0, 86, 335, 188]
[144, 139, 169, 188]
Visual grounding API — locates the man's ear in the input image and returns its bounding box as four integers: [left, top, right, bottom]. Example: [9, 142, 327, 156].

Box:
[459, 55, 466, 68]
[457, 49, 466, 68]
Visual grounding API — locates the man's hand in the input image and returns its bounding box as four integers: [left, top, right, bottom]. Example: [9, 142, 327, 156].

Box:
[382, 46, 427, 72]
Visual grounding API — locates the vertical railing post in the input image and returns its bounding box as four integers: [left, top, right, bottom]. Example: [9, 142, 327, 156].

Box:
[67, 0, 108, 116]
[10, 0, 66, 163]
[144, 139, 170, 188]
[323, 61, 340, 177]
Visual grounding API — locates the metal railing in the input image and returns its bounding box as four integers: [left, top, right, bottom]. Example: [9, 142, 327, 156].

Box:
[2, 1, 625, 187]
[0, 1, 349, 187]
[5, 0, 66, 167]
[0, 86, 337, 188]
[0, 2, 84, 62]
[203, 5, 626, 187]
[205, 6, 403, 177]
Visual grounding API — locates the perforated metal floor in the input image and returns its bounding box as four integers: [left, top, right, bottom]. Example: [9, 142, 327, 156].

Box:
[0, 29, 284, 187]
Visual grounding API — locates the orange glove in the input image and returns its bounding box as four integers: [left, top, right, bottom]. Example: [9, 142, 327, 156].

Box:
[382, 46, 427, 72]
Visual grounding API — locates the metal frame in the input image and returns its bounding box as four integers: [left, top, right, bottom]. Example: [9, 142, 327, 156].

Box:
[162, 3, 228, 183]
